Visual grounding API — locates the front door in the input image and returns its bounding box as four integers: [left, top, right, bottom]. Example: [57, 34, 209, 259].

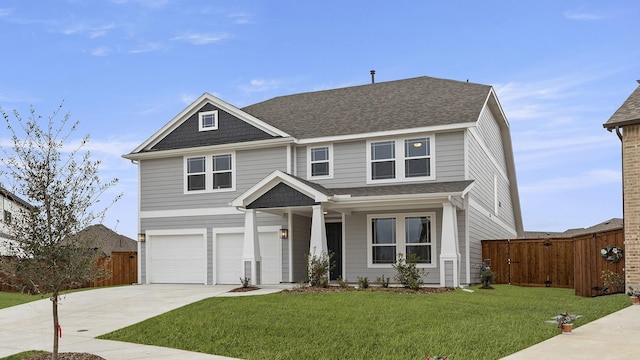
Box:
[326, 222, 342, 280]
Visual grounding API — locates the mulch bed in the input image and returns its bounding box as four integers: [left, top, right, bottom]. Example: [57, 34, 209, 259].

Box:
[228, 286, 261, 292]
[24, 353, 105, 360]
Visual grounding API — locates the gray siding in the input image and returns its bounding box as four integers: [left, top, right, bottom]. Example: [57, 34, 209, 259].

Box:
[434, 131, 465, 182]
[477, 106, 507, 171]
[468, 206, 515, 283]
[140, 146, 287, 211]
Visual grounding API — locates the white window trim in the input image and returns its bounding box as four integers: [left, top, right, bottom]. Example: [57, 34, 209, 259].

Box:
[198, 110, 218, 132]
[306, 144, 333, 179]
[366, 135, 435, 184]
[183, 151, 236, 194]
[366, 212, 437, 269]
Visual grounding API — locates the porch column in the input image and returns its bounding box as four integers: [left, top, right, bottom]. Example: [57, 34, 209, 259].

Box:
[309, 204, 327, 257]
[440, 201, 460, 287]
[242, 209, 261, 285]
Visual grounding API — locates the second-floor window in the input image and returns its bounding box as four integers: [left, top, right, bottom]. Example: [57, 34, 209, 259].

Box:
[367, 135, 434, 183]
[308, 145, 333, 179]
[185, 152, 235, 193]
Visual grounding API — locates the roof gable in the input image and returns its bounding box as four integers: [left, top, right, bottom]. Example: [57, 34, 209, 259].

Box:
[231, 170, 330, 208]
[242, 76, 492, 139]
[247, 183, 317, 209]
[128, 93, 291, 155]
[150, 103, 276, 151]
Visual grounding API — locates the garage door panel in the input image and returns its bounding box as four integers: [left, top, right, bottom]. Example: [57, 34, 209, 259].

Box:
[148, 233, 206, 284]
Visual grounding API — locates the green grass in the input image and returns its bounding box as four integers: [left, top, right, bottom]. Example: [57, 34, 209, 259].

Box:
[100, 285, 630, 360]
[0, 292, 49, 309]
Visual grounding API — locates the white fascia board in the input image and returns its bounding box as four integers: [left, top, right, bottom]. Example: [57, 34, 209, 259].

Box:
[230, 170, 329, 207]
[127, 92, 291, 156]
[123, 137, 295, 160]
[296, 122, 476, 145]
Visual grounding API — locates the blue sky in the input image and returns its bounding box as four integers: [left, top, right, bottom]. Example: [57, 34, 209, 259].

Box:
[0, 0, 638, 239]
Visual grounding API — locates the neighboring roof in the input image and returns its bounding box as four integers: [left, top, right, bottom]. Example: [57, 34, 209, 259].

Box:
[242, 76, 492, 139]
[0, 184, 32, 210]
[71, 224, 137, 255]
[523, 218, 623, 239]
[603, 82, 640, 130]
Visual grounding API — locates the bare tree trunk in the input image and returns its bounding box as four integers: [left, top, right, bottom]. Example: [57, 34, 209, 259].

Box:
[52, 292, 59, 360]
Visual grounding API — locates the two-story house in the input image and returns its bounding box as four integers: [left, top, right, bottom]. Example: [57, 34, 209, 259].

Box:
[124, 75, 523, 287]
[0, 184, 32, 256]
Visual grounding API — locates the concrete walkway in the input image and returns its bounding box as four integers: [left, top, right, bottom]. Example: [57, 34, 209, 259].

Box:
[0, 284, 286, 359]
[502, 302, 640, 359]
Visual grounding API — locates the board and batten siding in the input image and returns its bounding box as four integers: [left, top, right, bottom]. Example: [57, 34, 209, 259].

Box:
[139, 146, 288, 211]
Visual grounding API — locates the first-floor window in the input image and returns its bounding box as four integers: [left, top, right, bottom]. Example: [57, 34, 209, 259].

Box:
[369, 213, 435, 266]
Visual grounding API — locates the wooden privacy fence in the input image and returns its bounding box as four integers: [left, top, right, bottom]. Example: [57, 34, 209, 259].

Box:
[482, 228, 624, 297]
[88, 251, 138, 288]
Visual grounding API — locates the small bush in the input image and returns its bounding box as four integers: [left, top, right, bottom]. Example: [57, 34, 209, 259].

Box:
[393, 253, 426, 290]
[479, 263, 495, 289]
[357, 276, 369, 289]
[306, 250, 335, 287]
[337, 277, 350, 288]
[240, 277, 251, 288]
[376, 274, 390, 288]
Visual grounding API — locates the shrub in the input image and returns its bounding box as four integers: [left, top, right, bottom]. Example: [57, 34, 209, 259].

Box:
[393, 253, 426, 290]
[337, 277, 350, 288]
[240, 276, 251, 288]
[376, 274, 390, 288]
[357, 276, 369, 289]
[479, 263, 495, 288]
[306, 250, 335, 287]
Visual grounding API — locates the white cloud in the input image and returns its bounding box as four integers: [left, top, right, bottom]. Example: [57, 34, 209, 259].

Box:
[180, 93, 197, 105]
[62, 22, 116, 38]
[240, 79, 282, 93]
[564, 10, 604, 21]
[90, 46, 111, 56]
[110, 0, 168, 8]
[171, 32, 230, 45]
[0, 8, 12, 17]
[129, 41, 165, 54]
[228, 13, 254, 25]
[519, 169, 620, 194]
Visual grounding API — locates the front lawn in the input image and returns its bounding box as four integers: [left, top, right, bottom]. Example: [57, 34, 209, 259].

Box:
[0, 292, 47, 309]
[100, 285, 629, 359]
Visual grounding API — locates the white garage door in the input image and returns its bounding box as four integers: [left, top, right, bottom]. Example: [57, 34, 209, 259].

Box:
[216, 231, 281, 285]
[148, 234, 206, 284]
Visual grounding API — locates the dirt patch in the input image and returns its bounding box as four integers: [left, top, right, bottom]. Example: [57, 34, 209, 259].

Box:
[281, 285, 455, 294]
[24, 353, 105, 360]
[228, 286, 261, 292]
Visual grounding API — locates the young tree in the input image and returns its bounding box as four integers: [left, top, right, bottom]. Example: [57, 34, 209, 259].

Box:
[0, 103, 120, 360]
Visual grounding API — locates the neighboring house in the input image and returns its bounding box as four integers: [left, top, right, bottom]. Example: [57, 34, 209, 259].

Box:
[603, 80, 640, 290]
[124, 75, 524, 287]
[0, 184, 32, 256]
[69, 224, 138, 255]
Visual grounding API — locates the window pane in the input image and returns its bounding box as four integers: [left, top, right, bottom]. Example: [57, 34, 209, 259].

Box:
[187, 157, 205, 173]
[406, 217, 430, 243]
[406, 245, 431, 263]
[202, 114, 216, 128]
[213, 154, 231, 171]
[373, 246, 396, 264]
[372, 161, 396, 180]
[405, 138, 427, 157]
[372, 218, 396, 244]
[311, 147, 328, 161]
[311, 162, 329, 176]
[188, 174, 205, 191]
[405, 158, 430, 177]
[213, 172, 232, 189]
[372, 141, 395, 160]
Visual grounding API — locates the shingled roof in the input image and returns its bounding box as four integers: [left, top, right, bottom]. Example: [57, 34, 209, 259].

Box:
[603, 82, 640, 130]
[242, 76, 492, 139]
[70, 224, 137, 255]
[0, 184, 32, 210]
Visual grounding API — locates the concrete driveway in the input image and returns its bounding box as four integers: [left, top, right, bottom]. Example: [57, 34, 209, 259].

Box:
[0, 284, 284, 359]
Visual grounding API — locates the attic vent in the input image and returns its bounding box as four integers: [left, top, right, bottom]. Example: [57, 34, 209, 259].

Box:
[370, 70, 375, 84]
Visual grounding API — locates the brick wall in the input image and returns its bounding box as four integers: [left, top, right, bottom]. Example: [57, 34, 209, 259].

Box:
[624, 124, 640, 287]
